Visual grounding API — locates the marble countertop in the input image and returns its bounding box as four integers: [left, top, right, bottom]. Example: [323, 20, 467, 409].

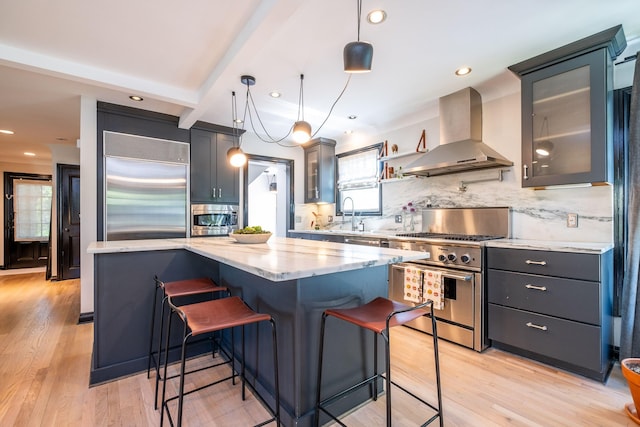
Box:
[87, 236, 428, 282]
[290, 230, 613, 254]
[485, 239, 613, 254]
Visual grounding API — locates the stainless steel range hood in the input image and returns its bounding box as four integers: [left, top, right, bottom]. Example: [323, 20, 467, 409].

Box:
[403, 87, 513, 177]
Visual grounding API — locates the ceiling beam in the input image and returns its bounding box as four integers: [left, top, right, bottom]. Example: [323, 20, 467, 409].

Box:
[177, 0, 305, 130]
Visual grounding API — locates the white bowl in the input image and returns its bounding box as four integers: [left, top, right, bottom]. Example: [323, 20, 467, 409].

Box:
[230, 232, 272, 244]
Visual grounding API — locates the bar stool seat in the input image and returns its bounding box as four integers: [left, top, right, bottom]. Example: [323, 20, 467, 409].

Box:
[148, 276, 229, 409]
[160, 295, 280, 427]
[315, 297, 443, 426]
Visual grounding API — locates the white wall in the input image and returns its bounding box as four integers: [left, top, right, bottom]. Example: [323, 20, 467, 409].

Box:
[48, 143, 80, 278]
[79, 96, 97, 314]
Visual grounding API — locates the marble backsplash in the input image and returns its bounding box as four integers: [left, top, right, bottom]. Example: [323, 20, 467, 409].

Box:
[294, 169, 613, 243]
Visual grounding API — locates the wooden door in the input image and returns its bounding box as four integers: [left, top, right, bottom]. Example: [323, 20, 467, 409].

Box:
[57, 164, 80, 280]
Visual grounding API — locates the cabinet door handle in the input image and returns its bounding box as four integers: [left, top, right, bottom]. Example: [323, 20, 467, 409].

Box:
[523, 164, 529, 180]
[525, 284, 547, 291]
[525, 259, 547, 266]
[218, 188, 222, 198]
[526, 322, 548, 331]
[211, 188, 216, 198]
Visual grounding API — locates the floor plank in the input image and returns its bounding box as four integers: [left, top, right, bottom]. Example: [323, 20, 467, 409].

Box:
[0, 272, 634, 426]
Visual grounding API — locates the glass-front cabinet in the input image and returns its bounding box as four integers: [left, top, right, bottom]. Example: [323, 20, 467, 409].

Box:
[303, 137, 336, 203]
[510, 25, 625, 188]
[522, 50, 605, 186]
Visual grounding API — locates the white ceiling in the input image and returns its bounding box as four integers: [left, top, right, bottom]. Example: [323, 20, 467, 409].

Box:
[1, 0, 638, 166]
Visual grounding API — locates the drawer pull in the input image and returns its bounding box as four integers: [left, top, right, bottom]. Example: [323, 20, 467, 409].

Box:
[526, 322, 548, 331]
[525, 284, 547, 291]
[525, 260, 547, 266]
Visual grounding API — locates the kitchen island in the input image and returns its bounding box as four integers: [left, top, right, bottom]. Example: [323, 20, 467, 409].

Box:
[87, 236, 428, 427]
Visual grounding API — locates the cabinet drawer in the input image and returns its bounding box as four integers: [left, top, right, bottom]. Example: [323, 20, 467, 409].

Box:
[488, 304, 602, 371]
[488, 269, 600, 324]
[487, 247, 600, 281]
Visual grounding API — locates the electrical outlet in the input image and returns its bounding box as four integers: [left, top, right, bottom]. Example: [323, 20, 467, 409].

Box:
[395, 215, 403, 223]
[567, 213, 578, 228]
[328, 215, 333, 223]
[295, 216, 302, 223]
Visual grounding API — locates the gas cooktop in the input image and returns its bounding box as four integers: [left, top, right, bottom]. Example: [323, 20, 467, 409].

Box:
[395, 232, 504, 242]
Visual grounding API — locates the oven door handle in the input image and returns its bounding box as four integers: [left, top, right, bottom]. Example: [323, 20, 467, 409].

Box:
[440, 272, 472, 281]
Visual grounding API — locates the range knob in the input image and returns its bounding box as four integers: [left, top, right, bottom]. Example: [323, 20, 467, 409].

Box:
[447, 253, 457, 262]
[437, 254, 448, 263]
[460, 254, 471, 264]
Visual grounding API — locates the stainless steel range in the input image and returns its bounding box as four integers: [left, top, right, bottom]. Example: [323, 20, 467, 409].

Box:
[388, 207, 510, 352]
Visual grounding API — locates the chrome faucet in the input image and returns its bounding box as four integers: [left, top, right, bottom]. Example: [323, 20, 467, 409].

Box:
[342, 197, 356, 231]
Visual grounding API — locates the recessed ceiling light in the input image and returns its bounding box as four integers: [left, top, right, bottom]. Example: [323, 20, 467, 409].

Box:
[348, 115, 357, 120]
[24, 152, 36, 156]
[0, 129, 15, 135]
[367, 10, 387, 24]
[455, 67, 472, 76]
[269, 91, 281, 98]
[234, 119, 244, 124]
[129, 95, 143, 101]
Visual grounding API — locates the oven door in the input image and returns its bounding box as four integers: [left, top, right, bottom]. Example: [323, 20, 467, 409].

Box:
[389, 262, 482, 349]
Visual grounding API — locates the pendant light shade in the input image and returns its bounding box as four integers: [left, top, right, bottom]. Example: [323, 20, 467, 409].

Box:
[292, 74, 312, 143]
[292, 120, 312, 144]
[227, 146, 247, 167]
[344, 41, 373, 73]
[344, 0, 373, 73]
[228, 90, 246, 167]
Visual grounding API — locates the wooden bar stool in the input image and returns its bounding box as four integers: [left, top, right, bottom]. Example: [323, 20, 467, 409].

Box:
[315, 297, 443, 426]
[160, 295, 280, 427]
[147, 275, 230, 409]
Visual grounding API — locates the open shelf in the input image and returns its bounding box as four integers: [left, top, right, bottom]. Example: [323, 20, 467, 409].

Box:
[379, 150, 427, 162]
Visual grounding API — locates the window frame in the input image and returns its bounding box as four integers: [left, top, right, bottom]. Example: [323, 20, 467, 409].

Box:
[336, 142, 383, 216]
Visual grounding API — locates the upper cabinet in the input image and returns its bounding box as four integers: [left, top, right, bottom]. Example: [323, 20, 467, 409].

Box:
[190, 128, 240, 204]
[509, 25, 626, 188]
[303, 137, 336, 204]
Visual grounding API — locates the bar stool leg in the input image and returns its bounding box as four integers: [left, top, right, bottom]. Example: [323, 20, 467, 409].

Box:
[430, 307, 444, 427]
[159, 306, 173, 427]
[154, 295, 170, 409]
[176, 325, 191, 427]
[385, 332, 392, 426]
[314, 312, 328, 427]
[147, 282, 160, 378]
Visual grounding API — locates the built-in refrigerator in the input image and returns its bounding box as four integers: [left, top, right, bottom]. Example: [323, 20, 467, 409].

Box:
[103, 131, 189, 241]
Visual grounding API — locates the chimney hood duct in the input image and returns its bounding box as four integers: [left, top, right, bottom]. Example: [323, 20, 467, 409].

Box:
[402, 87, 513, 177]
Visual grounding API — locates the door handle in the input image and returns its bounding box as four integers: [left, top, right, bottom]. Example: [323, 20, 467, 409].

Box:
[218, 188, 222, 198]
[523, 164, 529, 180]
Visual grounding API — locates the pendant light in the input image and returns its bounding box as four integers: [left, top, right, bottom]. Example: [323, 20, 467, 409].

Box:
[344, 0, 373, 73]
[227, 91, 247, 167]
[292, 74, 311, 144]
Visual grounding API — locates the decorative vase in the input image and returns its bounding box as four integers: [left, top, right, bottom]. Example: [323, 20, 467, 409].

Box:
[621, 358, 640, 424]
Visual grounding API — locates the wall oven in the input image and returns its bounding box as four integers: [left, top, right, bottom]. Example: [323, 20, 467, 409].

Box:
[191, 204, 238, 236]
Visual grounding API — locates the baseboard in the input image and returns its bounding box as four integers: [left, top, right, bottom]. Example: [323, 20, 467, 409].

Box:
[78, 312, 94, 324]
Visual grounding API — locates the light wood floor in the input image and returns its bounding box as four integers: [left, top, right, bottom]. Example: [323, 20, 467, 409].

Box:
[0, 272, 635, 426]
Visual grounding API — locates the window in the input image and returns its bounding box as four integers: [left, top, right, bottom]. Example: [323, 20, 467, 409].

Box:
[336, 143, 382, 215]
[14, 179, 52, 241]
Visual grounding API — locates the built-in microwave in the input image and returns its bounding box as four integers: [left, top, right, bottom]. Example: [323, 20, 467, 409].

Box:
[191, 204, 238, 236]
